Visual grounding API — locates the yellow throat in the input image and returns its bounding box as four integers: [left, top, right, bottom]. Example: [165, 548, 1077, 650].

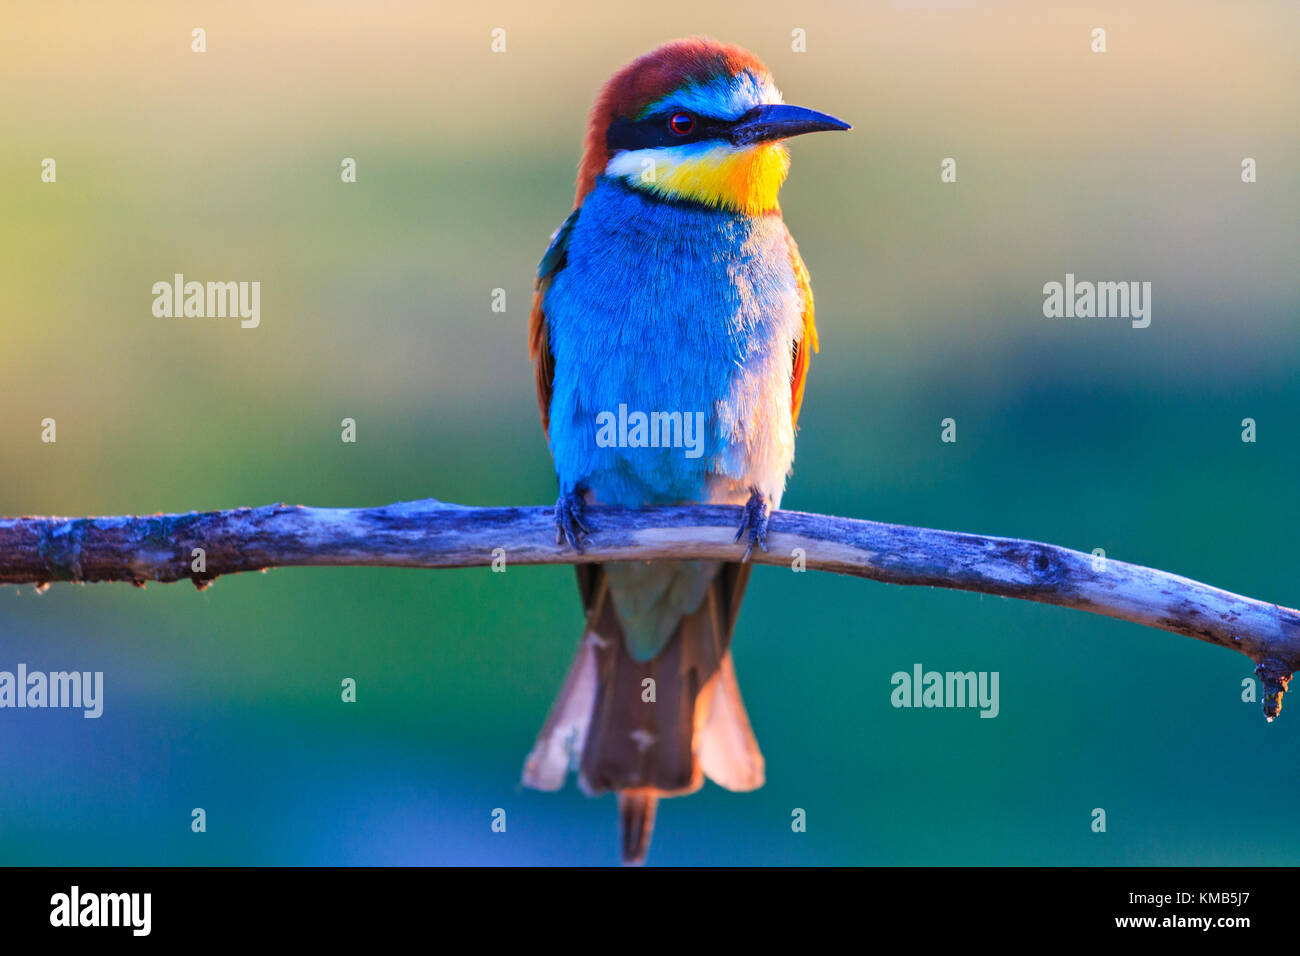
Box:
[609, 142, 790, 216]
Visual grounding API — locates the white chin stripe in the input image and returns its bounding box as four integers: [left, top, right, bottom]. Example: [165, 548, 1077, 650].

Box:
[605, 142, 733, 184]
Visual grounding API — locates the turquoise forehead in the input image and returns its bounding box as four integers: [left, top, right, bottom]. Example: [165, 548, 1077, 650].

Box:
[638, 69, 781, 121]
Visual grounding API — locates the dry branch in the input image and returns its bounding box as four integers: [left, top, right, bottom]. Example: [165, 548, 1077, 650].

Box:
[1, 498, 1295, 718]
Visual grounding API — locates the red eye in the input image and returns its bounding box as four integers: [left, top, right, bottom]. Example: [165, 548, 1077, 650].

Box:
[668, 111, 695, 136]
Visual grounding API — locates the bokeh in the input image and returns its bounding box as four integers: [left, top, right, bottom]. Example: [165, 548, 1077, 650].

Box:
[1, 0, 1297, 864]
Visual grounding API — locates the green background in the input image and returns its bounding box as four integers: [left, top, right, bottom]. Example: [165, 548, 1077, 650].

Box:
[1, 0, 1297, 864]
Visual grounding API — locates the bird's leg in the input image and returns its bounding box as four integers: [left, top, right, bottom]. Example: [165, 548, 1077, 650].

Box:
[733, 488, 770, 562]
[554, 487, 590, 552]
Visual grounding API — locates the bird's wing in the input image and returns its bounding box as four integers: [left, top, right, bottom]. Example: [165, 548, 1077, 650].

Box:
[786, 230, 820, 428]
[528, 208, 581, 436]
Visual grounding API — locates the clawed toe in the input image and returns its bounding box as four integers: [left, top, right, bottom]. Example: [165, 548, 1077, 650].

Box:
[554, 491, 590, 552]
[734, 489, 770, 562]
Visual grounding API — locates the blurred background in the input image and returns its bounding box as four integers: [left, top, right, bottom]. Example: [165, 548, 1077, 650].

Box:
[1, 0, 1297, 864]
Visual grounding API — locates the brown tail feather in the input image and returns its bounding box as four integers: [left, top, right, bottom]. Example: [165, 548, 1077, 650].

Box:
[579, 592, 708, 795]
[696, 651, 765, 791]
[524, 562, 762, 864]
[618, 790, 658, 865]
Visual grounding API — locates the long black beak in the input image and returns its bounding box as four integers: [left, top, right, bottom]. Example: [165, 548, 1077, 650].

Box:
[728, 104, 851, 146]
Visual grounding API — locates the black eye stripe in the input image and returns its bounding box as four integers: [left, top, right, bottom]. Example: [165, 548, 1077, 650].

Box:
[606, 112, 734, 151]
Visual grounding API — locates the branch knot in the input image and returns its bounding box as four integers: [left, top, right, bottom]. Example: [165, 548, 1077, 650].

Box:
[1255, 657, 1292, 722]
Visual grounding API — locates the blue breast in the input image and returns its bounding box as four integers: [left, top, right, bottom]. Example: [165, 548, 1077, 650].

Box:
[544, 177, 801, 507]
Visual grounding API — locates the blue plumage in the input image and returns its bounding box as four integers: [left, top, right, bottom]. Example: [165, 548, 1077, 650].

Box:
[543, 176, 802, 509]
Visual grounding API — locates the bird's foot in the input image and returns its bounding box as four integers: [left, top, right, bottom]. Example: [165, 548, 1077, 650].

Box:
[554, 489, 590, 552]
[733, 489, 770, 563]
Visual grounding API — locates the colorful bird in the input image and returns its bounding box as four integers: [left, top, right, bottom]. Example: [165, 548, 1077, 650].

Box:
[524, 37, 849, 864]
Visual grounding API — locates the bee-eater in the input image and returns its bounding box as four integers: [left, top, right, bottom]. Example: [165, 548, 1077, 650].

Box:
[524, 37, 849, 864]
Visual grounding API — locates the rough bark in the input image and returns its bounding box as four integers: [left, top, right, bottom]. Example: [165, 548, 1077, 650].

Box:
[1, 499, 1295, 718]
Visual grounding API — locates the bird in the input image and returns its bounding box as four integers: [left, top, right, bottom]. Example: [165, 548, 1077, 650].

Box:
[523, 36, 849, 864]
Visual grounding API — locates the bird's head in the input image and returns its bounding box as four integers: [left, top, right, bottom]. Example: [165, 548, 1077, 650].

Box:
[576, 37, 850, 216]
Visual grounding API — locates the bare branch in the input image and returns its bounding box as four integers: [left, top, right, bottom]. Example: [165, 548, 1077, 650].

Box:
[1, 499, 1296, 716]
